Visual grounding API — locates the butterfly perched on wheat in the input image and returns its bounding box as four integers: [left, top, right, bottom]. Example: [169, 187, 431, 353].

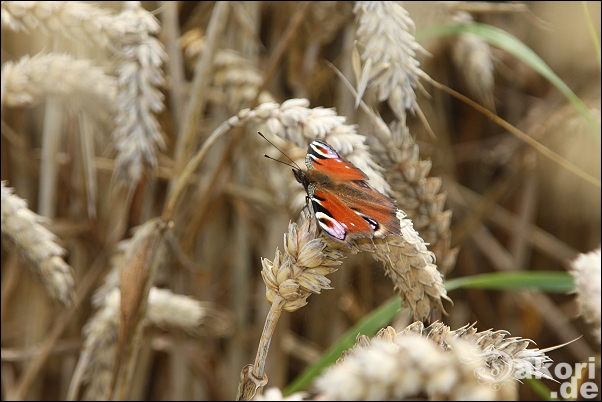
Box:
[260, 133, 400, 248]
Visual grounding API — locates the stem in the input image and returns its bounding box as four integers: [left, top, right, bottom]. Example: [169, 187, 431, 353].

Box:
[235, 296, 286, 400]
[253, 296, 285, 379]
[10, 255, 108, 400]
[161, 118, 239, 222]
[251, 1, 314, 107]
[169, 1, 230, 196]
[424, 75, 601, 189]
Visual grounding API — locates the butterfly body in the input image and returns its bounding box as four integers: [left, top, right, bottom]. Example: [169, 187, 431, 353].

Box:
[294, 140, 400, 247]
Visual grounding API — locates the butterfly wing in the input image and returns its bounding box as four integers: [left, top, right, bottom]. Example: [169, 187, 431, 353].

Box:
[334, 181, 400, 238]
[304, 140, 400, 246]
[310, 186, 375, 242]
[305, 141, 368, 181]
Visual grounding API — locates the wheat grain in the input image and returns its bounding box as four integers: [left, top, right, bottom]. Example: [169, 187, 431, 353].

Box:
[262, 210, 345, 313]
[77, 287, 221, 399]
[0, 181, 75, 305]
[380, 121, 459, 275]
[353, 1, 426, 121]
[450, 12, 495, 110]
[316, 331, 496, 400]
[180, 28, 269, 111]
[111, 2, 166, 187]
[1, 1, 115, 48]
[0, 53, 116, 120]
[569, 247, 601, 344]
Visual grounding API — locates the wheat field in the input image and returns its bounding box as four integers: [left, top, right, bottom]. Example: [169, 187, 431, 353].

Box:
[1, 2, 600, 400]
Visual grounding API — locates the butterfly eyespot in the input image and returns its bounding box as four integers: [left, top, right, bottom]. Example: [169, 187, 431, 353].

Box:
[315, 212, 347, 240]
[310, 141, 339, 160]
[354, 211, 379, 231]
[364, 217, 379, 230]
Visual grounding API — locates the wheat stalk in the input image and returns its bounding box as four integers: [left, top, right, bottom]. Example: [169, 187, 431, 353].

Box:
[237, 212, 346, 400]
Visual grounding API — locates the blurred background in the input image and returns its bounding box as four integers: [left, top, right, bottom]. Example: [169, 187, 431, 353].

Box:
[1, 1, 600, 400]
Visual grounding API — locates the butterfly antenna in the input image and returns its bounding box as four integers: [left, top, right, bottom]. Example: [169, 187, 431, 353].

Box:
[257, 132, 302, 170]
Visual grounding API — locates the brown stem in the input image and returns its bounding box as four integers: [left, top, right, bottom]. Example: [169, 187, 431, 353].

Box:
[251, 1, 314, 107]
[235, 295, 286, 400]
[253, 296, 285, 379]
[169, 1, 231, 195]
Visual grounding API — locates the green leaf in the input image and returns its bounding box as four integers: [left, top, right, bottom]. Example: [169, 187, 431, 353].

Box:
[417, 23, 600, 135]
[524, 377, 556, 401]
[445, 271, 575, 293]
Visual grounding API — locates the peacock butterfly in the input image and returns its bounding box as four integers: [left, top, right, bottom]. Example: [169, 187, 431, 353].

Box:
[293, 140, 400, 248]
[259, 133, 400, 247]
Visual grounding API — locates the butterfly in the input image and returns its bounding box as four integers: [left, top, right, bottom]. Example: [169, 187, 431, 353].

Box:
[293, 140, 400, 248]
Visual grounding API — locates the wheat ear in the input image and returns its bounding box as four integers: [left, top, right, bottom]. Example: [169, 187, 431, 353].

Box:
[180, 28, 270, 112]
[353, 1, 426, 122]
[569, 247, 601, 345]
[237, 212, 346, 400]
[111, 2, 166, 187]
[316, 320, 562, 400]
[1, 1, 167, 187]
[1, 181, 75, 305]
[450, 11, 495, 110]
[71, 219, 225, 399]
[0, 53, 116, 119]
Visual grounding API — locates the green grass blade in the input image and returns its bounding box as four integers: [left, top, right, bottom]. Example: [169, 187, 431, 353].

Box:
[445, 271, 575, 293]
[417, 23, 600, 135]
[582, 1, 601, 68]
[524, 377, 556, 401]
